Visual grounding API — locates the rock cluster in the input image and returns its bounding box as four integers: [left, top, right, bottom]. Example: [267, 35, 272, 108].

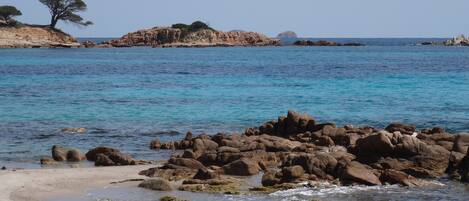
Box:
[142, 110, 469, 192]
[102, 27, 280, 48]
[86, 146, 139, 166]
[40, 145, 148, 167]
[444, 35, 469, 46]
[40, 145, 86, 165]
[293, 40, 363, 46]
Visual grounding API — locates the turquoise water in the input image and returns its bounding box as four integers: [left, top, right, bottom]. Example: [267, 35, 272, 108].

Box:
[1, 45, 469, 167]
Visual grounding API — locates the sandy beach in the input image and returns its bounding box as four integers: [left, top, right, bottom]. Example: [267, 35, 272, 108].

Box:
[0, 165, 154, 201]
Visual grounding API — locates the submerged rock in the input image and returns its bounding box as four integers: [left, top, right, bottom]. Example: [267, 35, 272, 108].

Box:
[60, 127, 87, 134]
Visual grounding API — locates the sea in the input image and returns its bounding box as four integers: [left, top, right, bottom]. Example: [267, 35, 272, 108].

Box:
[1, 38, 469, 200]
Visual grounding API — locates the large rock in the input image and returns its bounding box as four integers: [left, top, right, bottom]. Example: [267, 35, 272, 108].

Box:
[193, 168, 219, 180]
[222, 158, 261, 176]
[281, 165, 305, 180]
[52, 145, 69, 161]
[355, 132, 394, 157]
[138, 179, 173, 191]
[380, 169, 422, 187]
[453, 134, 469, 154]
[340, 161, 381, 186]
[168, 158, 206, 170]
[85, 147, 120, 161]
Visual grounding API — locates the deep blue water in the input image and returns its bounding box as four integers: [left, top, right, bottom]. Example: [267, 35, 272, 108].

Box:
[1, 43, 469, 168]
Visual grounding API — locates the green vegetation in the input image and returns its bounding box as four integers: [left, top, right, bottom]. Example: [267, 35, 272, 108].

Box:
[39, 0, 92, 28]
[0, 5, 22, 26]
[171, 21, 214, 32]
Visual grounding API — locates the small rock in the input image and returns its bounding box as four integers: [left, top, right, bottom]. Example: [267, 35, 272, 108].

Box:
[160, 196, 188, 201]
[193, 168, 218, 180]
[150, 138, 161, 149]
[40, 156, 58, 165]
[138, 179, 173, 191]
[222, 158, 260, 176]
[61, 127, 87, 134]
[1, 166, 6, 170]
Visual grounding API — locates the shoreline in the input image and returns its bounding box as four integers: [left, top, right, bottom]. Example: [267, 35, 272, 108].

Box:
[0, 165, 153, 201]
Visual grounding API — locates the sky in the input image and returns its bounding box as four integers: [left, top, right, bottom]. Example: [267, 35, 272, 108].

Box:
[2, 0, 469, 38]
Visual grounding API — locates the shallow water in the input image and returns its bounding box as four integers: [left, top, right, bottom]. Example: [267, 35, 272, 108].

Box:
[1, 44, 469, 168]
[49, 179, 469, 201]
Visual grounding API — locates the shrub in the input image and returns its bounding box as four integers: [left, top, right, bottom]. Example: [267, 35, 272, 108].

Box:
[171, 21, 213, 32]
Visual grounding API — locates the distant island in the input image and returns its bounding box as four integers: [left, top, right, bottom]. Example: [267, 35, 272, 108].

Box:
[91, 21, 280, 48]
[276, 31, 298, 39]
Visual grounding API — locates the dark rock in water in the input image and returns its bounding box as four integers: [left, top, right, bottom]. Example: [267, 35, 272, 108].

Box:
[222, 158, 260, 176]
[184, 131, 193, 141]
[385, 123, 416, 135]
[150, 138, 161, 149]
[138, 179, 173, 191]
[1, 166, 6, 170]
[293, 40, 364, 46]
[85, 147, 120, 161]
[80, 40, 96, 48]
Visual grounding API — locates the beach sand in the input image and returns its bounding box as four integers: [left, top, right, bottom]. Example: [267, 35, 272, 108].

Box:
[0, 165, 154, 201]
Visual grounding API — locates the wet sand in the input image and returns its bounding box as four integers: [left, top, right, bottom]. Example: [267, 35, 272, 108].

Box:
[0, 165, 153, 201]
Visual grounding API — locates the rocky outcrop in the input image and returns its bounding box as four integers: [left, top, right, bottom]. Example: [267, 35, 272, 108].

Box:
[444, 35, 469, 46]
[85, 146, 147, 166]
[103, 27, 280, 48]
[293, 40, 363, 46]
[0, 25, 80, 48]
[141, 110, 469, 192]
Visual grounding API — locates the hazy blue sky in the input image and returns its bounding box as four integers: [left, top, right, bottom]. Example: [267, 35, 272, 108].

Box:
[3, 0, 469, 38]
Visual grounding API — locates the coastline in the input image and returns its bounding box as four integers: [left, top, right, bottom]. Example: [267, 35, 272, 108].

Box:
[0, 165, 153, 201]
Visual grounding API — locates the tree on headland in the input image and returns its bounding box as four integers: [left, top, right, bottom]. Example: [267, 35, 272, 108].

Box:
[0, 6, 22, 25]
[39, 0, 92, 29]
